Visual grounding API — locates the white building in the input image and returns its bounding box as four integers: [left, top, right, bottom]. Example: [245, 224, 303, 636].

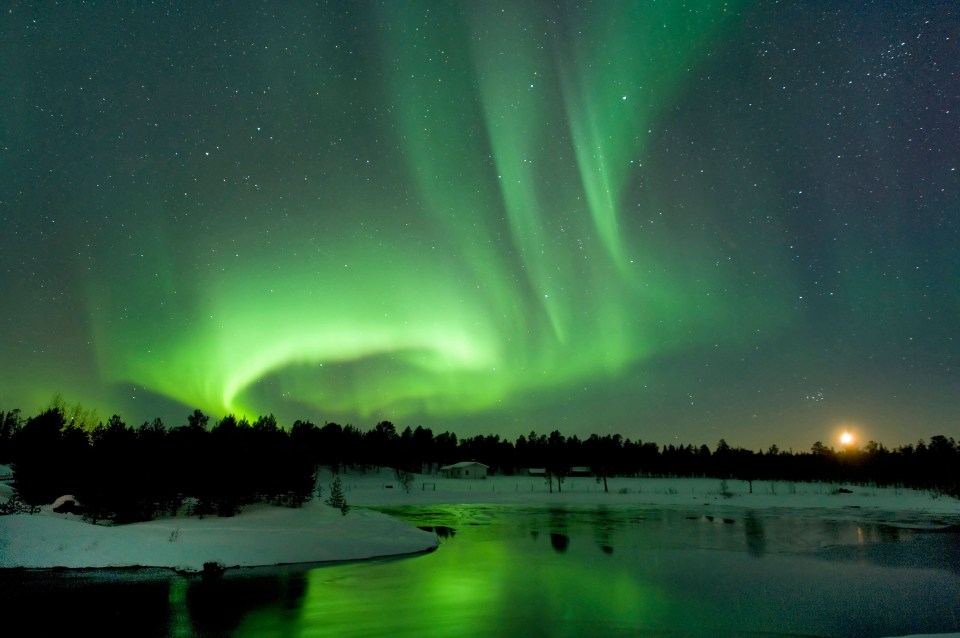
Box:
[439, 461, 489, 479]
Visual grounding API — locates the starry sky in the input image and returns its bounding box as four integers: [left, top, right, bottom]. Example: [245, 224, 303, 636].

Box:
[1, 1, 957, 451]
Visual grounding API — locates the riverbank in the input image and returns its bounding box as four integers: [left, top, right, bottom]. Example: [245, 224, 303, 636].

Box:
[2, 466, 957, 573]
[0, 464, 440, 572]
[339, 468, 960, 525]
[0, 497, 438, 573]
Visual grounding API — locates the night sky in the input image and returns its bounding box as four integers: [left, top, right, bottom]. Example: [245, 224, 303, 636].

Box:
[2, 2, 957, 451]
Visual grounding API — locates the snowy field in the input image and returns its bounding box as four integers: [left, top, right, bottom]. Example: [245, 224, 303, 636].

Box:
[2, 464, 958, 575]
[340, 467, 960, 522]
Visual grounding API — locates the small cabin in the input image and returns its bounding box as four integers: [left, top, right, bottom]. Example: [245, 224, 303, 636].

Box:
[440, 461, 489, 479]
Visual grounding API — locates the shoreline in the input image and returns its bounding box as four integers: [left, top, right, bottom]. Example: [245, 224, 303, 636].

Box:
[0, 543, 440, 578]
[341, 469, 960, 515]
[0, 496, 440, 573]
[2, 469, 958, 573]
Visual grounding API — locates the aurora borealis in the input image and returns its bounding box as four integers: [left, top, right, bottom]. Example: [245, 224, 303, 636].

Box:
[1, 2, 957, 449]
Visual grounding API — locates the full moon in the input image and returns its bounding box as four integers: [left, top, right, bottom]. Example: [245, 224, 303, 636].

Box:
[840, 432, 854, 446]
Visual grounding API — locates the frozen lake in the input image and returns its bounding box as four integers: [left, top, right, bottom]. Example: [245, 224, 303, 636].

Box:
[3, 504, 959, 636]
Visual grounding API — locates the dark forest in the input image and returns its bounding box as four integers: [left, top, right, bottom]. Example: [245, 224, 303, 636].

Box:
[1, 404, 957, 524]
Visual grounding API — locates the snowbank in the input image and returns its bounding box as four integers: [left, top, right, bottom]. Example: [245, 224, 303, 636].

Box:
[0, 464, 437, 572]
[0, 499, 438, 572]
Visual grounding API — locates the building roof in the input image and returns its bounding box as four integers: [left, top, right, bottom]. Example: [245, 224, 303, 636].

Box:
[440, 461, 489, 470]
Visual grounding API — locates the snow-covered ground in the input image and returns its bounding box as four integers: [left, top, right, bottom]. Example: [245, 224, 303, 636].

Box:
[0, 499, 438, 573]
[2, 464, 958, 574]
[340, 467, 960, 523]
[0, 465, 437, 573]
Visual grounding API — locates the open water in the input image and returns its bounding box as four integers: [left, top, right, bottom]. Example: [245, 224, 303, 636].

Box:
[2, 504, 959, 637]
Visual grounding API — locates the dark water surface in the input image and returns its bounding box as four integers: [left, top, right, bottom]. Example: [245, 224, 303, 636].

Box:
[2, 505, 959, 637]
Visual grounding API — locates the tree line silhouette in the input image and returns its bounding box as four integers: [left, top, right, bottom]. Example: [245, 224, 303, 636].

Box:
[0, 402, 957, 523]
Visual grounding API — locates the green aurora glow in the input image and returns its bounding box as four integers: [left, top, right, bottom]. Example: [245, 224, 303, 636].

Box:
[85, 2, 765, 421]
[2, 1, 957, 448]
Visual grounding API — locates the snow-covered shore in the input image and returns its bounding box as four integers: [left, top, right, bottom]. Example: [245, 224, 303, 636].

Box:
[341, 468, 960, 524]
[2, 465, 958, 573]
[0, 466, 438, 573]
[0, 499, 438, 573]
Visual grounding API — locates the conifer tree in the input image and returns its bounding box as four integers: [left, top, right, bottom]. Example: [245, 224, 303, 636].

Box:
[326, 476, 349, 515]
